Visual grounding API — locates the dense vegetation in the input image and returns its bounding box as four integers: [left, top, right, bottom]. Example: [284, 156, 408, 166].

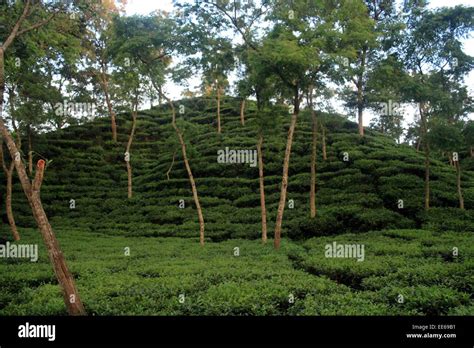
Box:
[1, 98, 473, 315]
[4, 97, 474, 240]
[1, 227, 472, 316]
[0, 0, 473, 316]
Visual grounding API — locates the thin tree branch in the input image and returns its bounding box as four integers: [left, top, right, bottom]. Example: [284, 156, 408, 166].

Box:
[17, 13, 56, 37]
[1, 0, 32, 50]
[166, 149, 177, 181]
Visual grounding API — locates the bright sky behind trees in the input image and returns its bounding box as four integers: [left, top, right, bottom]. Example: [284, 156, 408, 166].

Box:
[124, 0, 473, 125]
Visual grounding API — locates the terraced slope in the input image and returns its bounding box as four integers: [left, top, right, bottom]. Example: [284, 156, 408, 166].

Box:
[3, 97, 474, 241]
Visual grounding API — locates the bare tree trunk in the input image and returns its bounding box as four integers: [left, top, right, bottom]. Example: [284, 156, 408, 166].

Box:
[159, 91, 205, 245]
[125, 110, 137, 199]
[100, 70, 118, 143]
[166, 149, 177, 181]
[274, 90, 299, 250]
[217, 84, 221, 134]
[470, 146, 473, 158]
[257, 133, 267, 243]
[27, 125, 33, 176]
[2, 89, 20, 240]
[308, 87, 318, 218]
[176, 129, 205, 245]
[104, 85, 117, 142]
[357, 103, 364, 137]
[240, 99, 245, 126]
[1, 143, 20, 240]
[423, 143, 430, 210]
[455, 160, 464, 210]
[0, 123, 86, 315]
[5, 163, 19, 241]
[321, 123, 327, 161]
[420, 103, 430, 210]
[158, 85, 163, 106]
[356, 48, 367, 137]
[309, 117, 317, 218]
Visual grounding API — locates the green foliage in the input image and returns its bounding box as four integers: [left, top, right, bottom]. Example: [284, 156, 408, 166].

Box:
[289, 207, 413, 239]
[2, 97, 473, 242]
[419, 208, 474, 232]
[1, 228, 471, 316]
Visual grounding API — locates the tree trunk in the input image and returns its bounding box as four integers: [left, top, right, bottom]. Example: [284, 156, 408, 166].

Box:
[102, 78, 118, 143]
[160, 91, 205, 245]
[423, 141, 430, 210]
[455, 160, 464, 210]
[0, 0, 85, 316]
[321, 123, 327, 161]
[257, 133, 267, 243]
[2, 88, 20, 241]
[357, 103, 364, 137]
[420, 103, 430, 210]
[240, 99, 245, 126]
[356, 48, 367, 137]
[308, 88, 318, 218]
[176, 129, 205, 245]
[27, 125, 33, 176]
[166, 149, 177, 181]
[470, 146, 473, 158]
[0, 122, 86, 315]
[125, 110, 137, 199]
[158, 85, 163, 106]
[5, 163, 19, 241]
[217, 84, 221, 133]
[274, 90, 299, 250]
[310, 111, 317, 218]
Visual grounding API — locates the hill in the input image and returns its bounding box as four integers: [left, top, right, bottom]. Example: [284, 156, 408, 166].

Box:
[0, 97, 473, 316]
[4, 97, 474, 240]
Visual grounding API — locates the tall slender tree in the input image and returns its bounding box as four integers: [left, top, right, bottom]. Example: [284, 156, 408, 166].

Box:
[83, 1, 127, 142]
[242, 45, 278, 243]
[339, 0, 398, 137]
[401, 2, 474, 210]
[188, 0, 355, 248]
[120, 13, 206, 244]
[0, 0, 85, 315]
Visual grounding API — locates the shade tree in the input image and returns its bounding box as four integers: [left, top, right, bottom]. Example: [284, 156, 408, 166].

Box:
[114, 12, 206, 245]
[82, 0, 127, 142]
[0, 0, 85, 315]
[400, 2, 474, 209]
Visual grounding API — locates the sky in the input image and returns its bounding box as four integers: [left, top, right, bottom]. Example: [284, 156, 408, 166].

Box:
[124, 0, 474, 127]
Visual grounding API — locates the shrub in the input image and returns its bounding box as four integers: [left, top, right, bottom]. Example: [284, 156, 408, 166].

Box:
[288, 207, 413, 239]
[420, 208, 474, 232]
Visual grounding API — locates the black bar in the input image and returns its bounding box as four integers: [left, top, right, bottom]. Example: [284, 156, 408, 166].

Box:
[0, 316, 472, 346]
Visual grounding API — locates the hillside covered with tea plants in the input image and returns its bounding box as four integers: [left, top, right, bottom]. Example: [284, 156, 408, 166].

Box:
[0, 98, 473, 316]
[4, 97, 474, 240]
